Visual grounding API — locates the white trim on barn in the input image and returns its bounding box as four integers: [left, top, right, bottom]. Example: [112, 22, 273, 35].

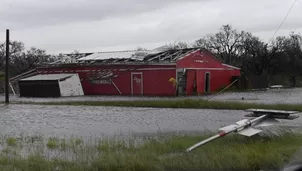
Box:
[221, 64, 241, 70]
[131, 72, 143, 95]
[184, 68, 238, 71]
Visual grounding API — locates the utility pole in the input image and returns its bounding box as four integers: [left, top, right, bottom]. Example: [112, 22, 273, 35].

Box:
[5, 29, 9, 104]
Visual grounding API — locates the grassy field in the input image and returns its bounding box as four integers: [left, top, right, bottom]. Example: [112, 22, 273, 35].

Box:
[0, 130, 301, 171]
[14, 99, 302, 112]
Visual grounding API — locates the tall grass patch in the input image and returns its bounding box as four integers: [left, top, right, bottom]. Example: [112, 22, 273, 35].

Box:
[0, 131, 299, 170]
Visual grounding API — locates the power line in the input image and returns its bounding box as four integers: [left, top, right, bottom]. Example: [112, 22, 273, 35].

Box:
[270, 0, 298, 104]
[269, 0, 298, 43]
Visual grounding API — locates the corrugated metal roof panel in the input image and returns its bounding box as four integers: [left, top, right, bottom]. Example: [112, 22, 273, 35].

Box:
[20, 74, 77, 81]
[75, 46, 176, 61]
[77, 50, 150, 61]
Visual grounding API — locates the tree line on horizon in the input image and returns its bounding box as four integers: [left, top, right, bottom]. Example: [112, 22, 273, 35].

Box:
[0, 24, 301, 88]
[166, 25, 302, 88]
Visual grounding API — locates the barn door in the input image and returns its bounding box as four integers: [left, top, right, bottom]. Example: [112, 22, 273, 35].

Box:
[131, 72, 143, 95]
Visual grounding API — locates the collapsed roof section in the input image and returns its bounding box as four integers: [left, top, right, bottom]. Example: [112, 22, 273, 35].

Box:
[76, 47, 199, 64]
[65, 53, 93, 59]
[143, 48, 197, 62]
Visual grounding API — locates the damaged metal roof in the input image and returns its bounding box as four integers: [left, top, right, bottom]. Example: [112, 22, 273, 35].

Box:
[76, 48, 199, 64]
[76, 50, 153, 61]
[20, 74, 77, 81]
[76, 45, 172, 61]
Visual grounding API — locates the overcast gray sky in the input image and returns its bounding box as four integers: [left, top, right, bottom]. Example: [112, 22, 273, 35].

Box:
[0, 0, 301, 54]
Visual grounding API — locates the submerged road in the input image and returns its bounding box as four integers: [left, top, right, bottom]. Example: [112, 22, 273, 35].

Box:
[0, 104, 301, 138]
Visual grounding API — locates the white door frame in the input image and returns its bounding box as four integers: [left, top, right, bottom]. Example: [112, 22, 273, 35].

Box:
[131, 72, 143, 95]
[204, 72, 210, 93]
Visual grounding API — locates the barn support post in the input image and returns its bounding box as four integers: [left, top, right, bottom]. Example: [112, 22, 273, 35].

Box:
[9, 82, 16, 96]
[110, 79, 122, 95]
[206, 79, 238, 101]
[5, 29, 10, 103]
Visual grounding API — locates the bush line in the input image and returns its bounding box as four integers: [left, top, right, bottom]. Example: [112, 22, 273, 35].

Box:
[12, 99, 302, 112]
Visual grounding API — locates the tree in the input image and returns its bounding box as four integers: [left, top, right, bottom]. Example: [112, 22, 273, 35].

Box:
[0, 71, 3, 80]
[241, 33, 282, 76]
[273, 33, 302, 87]
[241, 33, 286, 87]
[0, 40, 55, 76]
[10, 47, 53, 75]
[241, 34, 268, 75]
[0, 41, 25, 71]
[194, 24, 248, 65]
[167, 41, 190, 49]
[242, 32, 302, 87]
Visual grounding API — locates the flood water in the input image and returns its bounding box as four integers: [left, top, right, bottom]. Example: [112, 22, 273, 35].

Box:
[0, 88, 302, 138]
[0, 104, 301, 138]
[209, 88, 302, 104]
[1, 87, 302, 104]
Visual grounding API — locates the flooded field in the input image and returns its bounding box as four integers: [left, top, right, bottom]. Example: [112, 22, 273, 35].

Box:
[0, 88, 301, 138]
[1, 87, 302, 104]
[209, 88, 302, 104]
[0, 103, 301, 169]
[0, 104, 301, 138]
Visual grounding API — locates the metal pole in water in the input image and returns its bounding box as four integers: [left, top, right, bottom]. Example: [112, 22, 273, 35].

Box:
[5, 29, 10, 104]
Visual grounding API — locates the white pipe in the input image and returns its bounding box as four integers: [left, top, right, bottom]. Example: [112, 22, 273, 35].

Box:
[186, 133, 221, 152]
[186, 114, 268, 152]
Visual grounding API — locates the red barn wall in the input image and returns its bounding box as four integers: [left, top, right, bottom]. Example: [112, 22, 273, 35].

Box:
[140, 69, 176, 96]
[83, 72, 129, 95]
[176, 50, 231, 69]
[37, 64, 177, 96]
[177, 50, 241, 95]
[35, 49, 241, 96]
[195, 70, 239, 94]
[196, 70, 204, 93]
[185, 70, 196, 95]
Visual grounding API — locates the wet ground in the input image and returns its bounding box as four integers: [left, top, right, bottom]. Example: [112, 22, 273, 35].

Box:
[0, 88, 301, 138]
[209, 88, 302, 104]
[0, 104, 301, 138]
[0, 89, 301, 170]
[1, 87, 302, 104]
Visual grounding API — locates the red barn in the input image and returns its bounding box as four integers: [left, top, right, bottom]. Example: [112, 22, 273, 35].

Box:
[18, 48, 240, 96]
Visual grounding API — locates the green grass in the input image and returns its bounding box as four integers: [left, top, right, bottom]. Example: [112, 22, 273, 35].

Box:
[0, 131, 300, 170]
[6, 137, 17, 147]
[14, 99, 302, 112]
[46, 137, 58, 149]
